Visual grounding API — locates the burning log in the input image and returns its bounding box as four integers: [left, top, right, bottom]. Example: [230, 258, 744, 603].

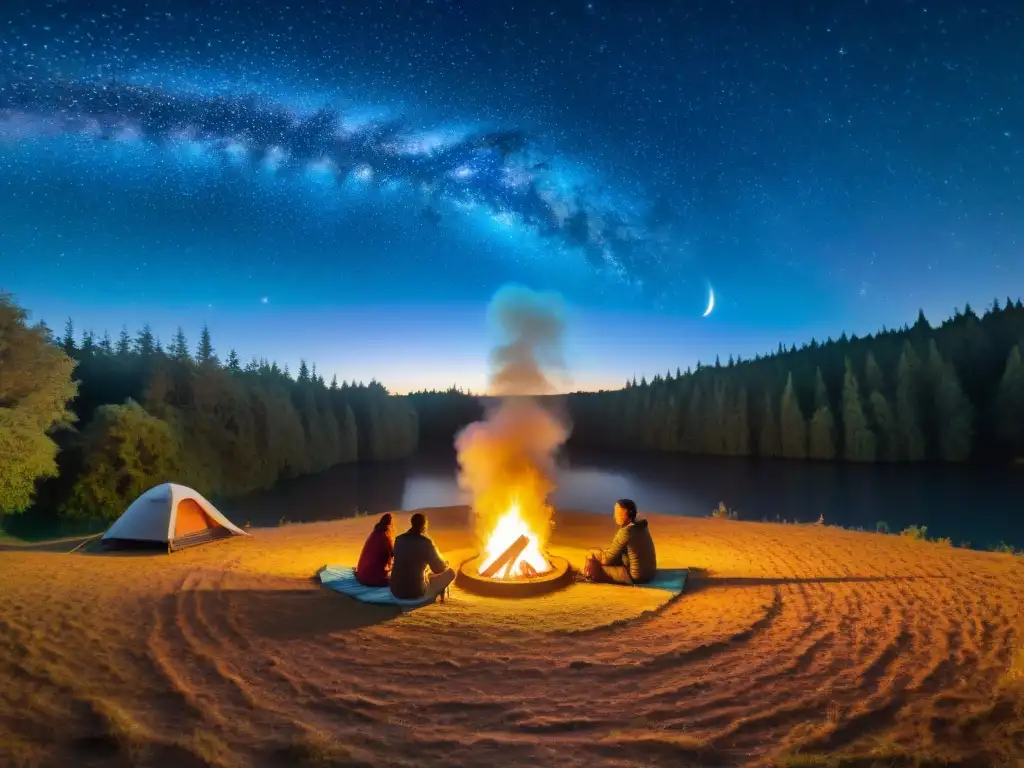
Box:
[480, 534, 530, 578]
[519, 562, 538, 578]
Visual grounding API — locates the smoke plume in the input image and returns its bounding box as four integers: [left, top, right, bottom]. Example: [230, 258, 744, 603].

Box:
[455, 285, 572, 555]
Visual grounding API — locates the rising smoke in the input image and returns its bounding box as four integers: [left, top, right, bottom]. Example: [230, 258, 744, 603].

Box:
[454, 285, 573, 552]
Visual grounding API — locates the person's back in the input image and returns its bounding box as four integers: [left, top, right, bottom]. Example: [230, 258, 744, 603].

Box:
[390, 513, 455, 600]
[615, 518, 657, 583]
[355, 513, 395, 587]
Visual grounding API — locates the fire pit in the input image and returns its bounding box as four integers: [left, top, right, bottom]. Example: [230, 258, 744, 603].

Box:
[456, 531, 573, 598]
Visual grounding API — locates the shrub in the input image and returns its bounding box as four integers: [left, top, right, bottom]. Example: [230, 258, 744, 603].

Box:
[931, 536, 952, 547]
[900, 524, 927, 540]
[992, 542, 1016, 554]
[711, 502, 738, 520]
[61, 400, 184, 520]
[875, 520, 890, 534]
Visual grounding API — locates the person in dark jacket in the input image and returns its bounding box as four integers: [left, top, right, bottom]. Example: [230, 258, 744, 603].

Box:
[390, 512, 456, 600]
[355, 513, 396, 587]
[583, 498, 657, 585]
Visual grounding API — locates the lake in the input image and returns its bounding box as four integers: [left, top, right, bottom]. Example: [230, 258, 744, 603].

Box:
[226, 447, 1024, 551]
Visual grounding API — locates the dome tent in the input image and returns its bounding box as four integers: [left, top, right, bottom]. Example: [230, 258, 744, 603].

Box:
[102, 483, 249, 552]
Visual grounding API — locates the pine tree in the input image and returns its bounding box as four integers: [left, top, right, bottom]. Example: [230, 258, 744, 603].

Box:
[864, 351, 885, 394]
[995, 345, 1024, 455]
[929, 345, 973, 462]
[758, 391, 781, 457]
[808, 368, 836, 460]
[135, 324, 156, 357]
[734, 385, 750, 455]
[842, 357, 876, 462]
[868, 390, 897, 461]
[80, 330, 96, 356]
[779, 372, 807, 459]
[226, 349, 241, 372]
[170, 327, 190, 362]
[298, 360, 310, 383]
[895, 341, 925, 461]
[330, 374, 338, 390]
[682, 382, 704, 453]
[61, 318, 76, 355]
[116, 326, 132, 356]
[195, 324, 217, 366]
[99, 330, 114, 354]
[707, 379, 728, 453]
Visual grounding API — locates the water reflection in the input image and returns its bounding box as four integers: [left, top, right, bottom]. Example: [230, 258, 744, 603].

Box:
[225, 448, 1024, 550]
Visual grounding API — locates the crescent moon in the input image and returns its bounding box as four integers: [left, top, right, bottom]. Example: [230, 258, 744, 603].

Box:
[702, 286, 715, 317]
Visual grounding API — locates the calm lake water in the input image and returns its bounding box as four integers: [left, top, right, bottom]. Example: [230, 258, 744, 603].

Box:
[225, 447, 1024, 551]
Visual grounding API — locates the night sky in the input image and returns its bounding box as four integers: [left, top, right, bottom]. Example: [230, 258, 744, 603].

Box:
[1, 1, 1021, 393]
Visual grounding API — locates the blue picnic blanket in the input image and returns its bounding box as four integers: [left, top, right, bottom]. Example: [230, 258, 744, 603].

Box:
[318, 566, 437, 608]
[635, 568, 689, 594]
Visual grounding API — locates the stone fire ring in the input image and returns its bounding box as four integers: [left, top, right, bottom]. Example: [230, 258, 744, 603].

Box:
[456, 554, 573, 598]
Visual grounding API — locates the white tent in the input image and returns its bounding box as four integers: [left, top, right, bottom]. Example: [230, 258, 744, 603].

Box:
[102, 483, 249, 552]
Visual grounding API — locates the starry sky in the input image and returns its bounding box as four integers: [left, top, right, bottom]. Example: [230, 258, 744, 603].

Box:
[1, 0, 1021, 394]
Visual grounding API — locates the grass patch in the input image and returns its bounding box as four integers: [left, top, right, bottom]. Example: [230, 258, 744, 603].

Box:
[899, 525, 928, 541]
[990, 541, 1023, 555]
[711, 501, 739, 520]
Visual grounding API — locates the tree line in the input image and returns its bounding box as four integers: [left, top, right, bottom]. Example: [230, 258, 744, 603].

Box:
[411, 299, 1024, 464]
[5, 292, 1022, 537]
[0, 294, 418, 532]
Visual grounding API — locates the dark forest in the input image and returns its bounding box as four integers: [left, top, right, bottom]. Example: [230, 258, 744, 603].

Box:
[0, 294, 417, 535]
[411, 299, 1024, 465]
[3, 294, 1023, 538]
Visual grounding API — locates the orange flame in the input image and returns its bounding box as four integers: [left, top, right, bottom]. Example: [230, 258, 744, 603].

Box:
[478, 500, 552, 578]
[456, 398, 569, 580]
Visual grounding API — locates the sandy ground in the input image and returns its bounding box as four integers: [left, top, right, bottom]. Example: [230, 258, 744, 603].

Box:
[1, 507, 1023, 768]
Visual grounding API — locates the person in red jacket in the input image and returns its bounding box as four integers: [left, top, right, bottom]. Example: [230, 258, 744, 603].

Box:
[355, 513, 395, 587]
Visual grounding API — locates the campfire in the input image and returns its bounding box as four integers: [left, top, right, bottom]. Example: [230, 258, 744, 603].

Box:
[477, 502, 552, 580]
[457, 489, 572, 598]
[452, 285, 574, 598]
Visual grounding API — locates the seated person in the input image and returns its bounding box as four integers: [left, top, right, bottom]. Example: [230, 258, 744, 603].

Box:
[583, 498, 657, 585]
[355, 513, 395, 587]
[390, 512, 456, 601]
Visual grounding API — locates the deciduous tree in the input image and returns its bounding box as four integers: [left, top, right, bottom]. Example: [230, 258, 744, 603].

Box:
[0, 295, 78, 514]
